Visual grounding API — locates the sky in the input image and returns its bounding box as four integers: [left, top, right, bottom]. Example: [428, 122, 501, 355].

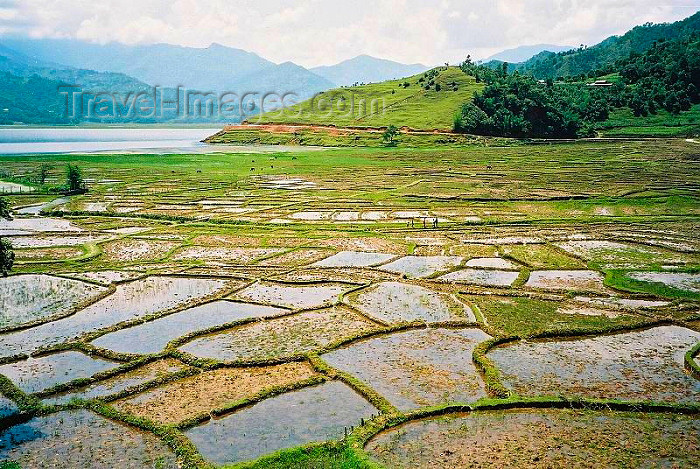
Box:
[0, 0, 698, 67]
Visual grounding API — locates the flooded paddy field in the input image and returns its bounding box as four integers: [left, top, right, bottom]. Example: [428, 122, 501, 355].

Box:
[366, 409, 700, 469]
[91, 300, 288, 355]
[0, 274, 106, 330]
[179, 306, 380, 362]
[489, 325, 700, 402]
[0, 409, 178, 468]
[0, 140, 698, 467]
[114, 362, 319, 425]
[184, 381, 376, 465]
[322, 328, 491, 410]
[0, 351, 120, 394]
[348, 281, 474, 323]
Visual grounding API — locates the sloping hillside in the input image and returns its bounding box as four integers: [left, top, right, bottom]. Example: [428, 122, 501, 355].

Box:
[0, 72, 74, 124]
[252, 66, 483, 130]
[488, 11, 700, 79]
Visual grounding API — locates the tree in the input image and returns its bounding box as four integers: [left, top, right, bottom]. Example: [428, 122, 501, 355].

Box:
[66, 164, 84, 192]
[0, 197, 11, 220]
[37, 163, 52, 184]
[0, 238, 13, 277]
[382, 125, 399, 146]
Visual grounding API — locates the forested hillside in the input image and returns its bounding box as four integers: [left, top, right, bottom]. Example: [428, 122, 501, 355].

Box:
[455, 33, 700, 138]
[0, 72, 74, 125]
[488, 11, 699, 79]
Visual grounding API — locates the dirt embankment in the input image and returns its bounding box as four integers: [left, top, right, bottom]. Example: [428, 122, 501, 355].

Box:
[221, 123, 462, 136]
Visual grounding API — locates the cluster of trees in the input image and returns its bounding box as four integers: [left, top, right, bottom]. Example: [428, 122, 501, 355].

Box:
[456, 58, 610, 138]
[455, 34, 699, 138]
[507, 11, 699, 79]
[617, 35, 699, 116]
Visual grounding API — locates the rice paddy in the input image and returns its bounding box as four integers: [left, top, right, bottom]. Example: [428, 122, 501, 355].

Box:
[0, 138, 698, 467]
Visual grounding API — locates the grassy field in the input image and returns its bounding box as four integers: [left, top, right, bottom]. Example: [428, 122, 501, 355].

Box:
[0, 138, 699, 468]
[250, 66, 483, 130]
[596, 104, 700, 137]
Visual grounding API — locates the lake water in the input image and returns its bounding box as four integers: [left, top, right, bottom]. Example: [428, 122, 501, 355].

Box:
[0, 127, 317, 154]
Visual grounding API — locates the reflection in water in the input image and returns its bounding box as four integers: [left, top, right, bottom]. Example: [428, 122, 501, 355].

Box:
[0, 276, 228, 358]
[0, 409, 178, 467]
[0, 351, 119, 394]
[185, 381, 376, 465]
[92, 300, 287, 355]
[0, 274, 107, 329]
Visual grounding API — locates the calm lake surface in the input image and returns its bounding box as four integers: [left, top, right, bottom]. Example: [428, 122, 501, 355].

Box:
[0, 127, 316, 154]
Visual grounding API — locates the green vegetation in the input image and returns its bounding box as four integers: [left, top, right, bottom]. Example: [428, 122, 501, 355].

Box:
[500, 11, 700, 79]
[455, 34, 700, 138]
[0, 71, 74, 125]
[381, 125, 398, 146]
[605, 269, 700, 301]
[205, 126, 507, 147]
[596, 104, 700, 137]
[252, 66, 483, 130]
[471, 296, 647, 338]
[37, 164, 52, 185]
[454, 65, 610, 137]
[0, 462, 21, 469]
[615, 35, 699, 118]
[226, 442, 374, 469]
[0, 238, 13, 277]
[500, 245, 584, 269]
[0, 197, 10, 219]
[66, 164, 85, 192]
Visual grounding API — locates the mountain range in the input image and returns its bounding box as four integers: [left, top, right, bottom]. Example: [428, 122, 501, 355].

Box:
[0, 38, 429, 95]
[0, 38, 431, 123]
[1, 10, 698, 125]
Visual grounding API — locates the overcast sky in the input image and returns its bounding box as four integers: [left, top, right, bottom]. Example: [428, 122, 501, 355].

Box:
[1, 0, 698, 67]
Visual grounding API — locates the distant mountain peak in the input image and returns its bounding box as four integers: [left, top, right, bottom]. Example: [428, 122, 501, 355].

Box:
[310, 55, 429, 86]
[484, 44, 575, 64]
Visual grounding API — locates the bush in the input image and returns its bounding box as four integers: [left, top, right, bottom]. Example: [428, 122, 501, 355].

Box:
[382, 124, 399, 146]
[0, 197, 10, 220]
[0, 238, 13, 277]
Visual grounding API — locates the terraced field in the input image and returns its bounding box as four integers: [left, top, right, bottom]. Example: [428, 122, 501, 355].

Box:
[0, 138, 699, 468]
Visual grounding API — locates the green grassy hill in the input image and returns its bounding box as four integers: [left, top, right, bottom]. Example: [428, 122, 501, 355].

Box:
[251, 66, 483, 130]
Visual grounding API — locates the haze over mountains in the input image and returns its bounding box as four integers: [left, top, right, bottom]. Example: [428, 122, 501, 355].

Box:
[311, 55, 428, 87]
[0, 38, 428, 94]
[482, 44, 574, 64]
[0, 37, 430, 123]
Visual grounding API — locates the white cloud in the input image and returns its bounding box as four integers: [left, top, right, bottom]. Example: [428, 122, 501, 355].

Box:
[0, 0, 697, 66]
